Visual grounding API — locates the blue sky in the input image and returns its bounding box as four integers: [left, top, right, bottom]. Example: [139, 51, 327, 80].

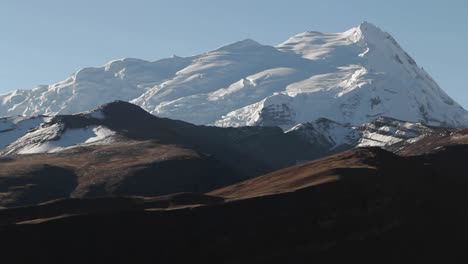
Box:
[1, 0, 468, 107]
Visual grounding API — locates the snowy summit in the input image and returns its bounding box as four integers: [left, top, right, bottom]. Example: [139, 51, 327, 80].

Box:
[1, 22, 466, 129]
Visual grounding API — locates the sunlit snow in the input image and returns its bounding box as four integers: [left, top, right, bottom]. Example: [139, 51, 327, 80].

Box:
[10, 125, 115, 155]
[0, 22, 466, 130]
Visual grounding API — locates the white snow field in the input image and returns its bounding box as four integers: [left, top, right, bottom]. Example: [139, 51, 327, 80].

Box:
[1, 124, 115, 155]
[1, 22, 466, 130]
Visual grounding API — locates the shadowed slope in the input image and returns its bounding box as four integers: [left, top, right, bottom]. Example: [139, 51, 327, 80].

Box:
[2, 146, 468, 263]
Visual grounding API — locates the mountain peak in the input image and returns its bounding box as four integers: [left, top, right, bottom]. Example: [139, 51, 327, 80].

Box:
[343, 21, 388, 43]
[357, 21, 380, 31]
[214, 38, 262, 52]
[98, 100, 150, 117]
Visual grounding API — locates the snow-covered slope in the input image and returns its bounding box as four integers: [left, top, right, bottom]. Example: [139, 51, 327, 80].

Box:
[218, 22, 468, 128]
[286, 118, 359, 150]
[286, 116, 439, 152]
[2, 124, 114, 155]
[1, 22, 466, 129]
[0, 111, 116, 156]
[0, 116, 51, 149]
[356, 116, 438, 148]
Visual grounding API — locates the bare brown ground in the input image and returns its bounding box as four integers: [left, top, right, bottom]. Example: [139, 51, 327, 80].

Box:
[399, 128, 468, 155]
[210, 148, 376, 199]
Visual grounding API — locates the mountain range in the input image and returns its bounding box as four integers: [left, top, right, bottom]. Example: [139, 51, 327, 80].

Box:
[1, 22, 467, 129]
[1, 22, 468, 263]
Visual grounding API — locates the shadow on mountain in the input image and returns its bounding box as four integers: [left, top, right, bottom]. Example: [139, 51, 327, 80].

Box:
[0, 165, 77, 207]
[2, 145, 468, 263]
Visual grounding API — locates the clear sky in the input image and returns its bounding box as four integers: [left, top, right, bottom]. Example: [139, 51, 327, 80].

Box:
[1, 0, 468, 107]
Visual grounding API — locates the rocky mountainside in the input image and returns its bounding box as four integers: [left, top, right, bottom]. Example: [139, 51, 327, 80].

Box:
[286, 116, 444, 152]
[0, 101, 340, 207]
[1, 22, 466, 129]
[0, 101, 457, 208]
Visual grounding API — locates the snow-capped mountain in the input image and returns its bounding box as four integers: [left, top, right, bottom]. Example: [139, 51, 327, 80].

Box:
[1, 22, 466, 129]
